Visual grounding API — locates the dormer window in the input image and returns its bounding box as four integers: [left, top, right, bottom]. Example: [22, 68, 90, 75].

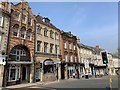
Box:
[43, 17, 50, 24]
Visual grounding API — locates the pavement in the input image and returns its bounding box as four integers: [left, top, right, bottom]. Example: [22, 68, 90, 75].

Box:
[1, 75, 119, 89]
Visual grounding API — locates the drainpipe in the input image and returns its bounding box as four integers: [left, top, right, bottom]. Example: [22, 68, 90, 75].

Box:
[33, 18, 36, 83]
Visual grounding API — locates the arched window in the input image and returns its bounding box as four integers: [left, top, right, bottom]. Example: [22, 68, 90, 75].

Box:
[20, 27, 26, 39]
[27, 29, 32, 40]
[10, 47, 26, 61]
[13, 24, 19, 37]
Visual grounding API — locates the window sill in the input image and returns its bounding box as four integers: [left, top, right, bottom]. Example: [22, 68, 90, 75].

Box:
[7, 79, 19, 82]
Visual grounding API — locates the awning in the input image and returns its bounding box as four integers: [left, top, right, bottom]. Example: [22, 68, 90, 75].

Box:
[8, 61, 33, 64]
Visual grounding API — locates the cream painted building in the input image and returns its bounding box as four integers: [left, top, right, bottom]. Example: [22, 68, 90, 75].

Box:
[107, 53, 115, 75]
[112, 55, 120, 75]
[77, 42, 94, 78]
[35, 15, 61, 82]
[92, 45, 107, 77]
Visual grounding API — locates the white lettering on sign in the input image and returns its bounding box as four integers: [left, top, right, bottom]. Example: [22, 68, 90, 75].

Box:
[44, 61, 53, 65]
[84, 60, 89, 68]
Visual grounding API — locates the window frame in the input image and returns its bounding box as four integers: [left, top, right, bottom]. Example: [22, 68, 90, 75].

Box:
[14, 11, 20, 21]
[22, 14, 26, 24]
[20, 28, 25, 39]
[27, 30, 32, 40]
[50, 44, 53, 53]
[37, 41, 41, 52]
[8, 66, 20, 82]
[44, 28, 48, 37]
[0, 16, 3, 27]
[44, 42, 48, 53]
[13, 25, 19, 37]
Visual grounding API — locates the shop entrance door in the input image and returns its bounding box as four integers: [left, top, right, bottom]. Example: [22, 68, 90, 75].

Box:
[22, 67, 26, 81]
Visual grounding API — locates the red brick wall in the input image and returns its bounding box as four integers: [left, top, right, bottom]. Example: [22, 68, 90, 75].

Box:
[8, 2, 35, 59]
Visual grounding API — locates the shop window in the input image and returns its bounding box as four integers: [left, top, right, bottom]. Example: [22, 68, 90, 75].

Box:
[8, 66, 20, 81]
[10, 69, 16, 80]
[44, 65, 54, 73]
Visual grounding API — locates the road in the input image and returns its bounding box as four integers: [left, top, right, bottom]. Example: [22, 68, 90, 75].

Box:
[2, 76, 119, 90]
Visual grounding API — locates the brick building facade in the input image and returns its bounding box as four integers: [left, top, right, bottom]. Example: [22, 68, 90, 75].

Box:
[60, 31, 78, 79]
[4, 1, 35, 86]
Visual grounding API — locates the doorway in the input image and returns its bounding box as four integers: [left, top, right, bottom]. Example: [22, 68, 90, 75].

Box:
[22, 67, 26, 81]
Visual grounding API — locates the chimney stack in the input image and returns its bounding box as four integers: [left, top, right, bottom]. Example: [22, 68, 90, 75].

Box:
[4, 0, 8, 11]
[96, 45, 99, 50]
[77, 37, 80, 43]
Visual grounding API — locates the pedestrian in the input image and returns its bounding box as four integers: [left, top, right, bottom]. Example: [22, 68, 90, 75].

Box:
[73, 72, 75, 78]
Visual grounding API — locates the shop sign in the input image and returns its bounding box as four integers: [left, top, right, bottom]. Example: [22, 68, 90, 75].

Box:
[0, 55, 6, 65]
[44, 60, 53, 65]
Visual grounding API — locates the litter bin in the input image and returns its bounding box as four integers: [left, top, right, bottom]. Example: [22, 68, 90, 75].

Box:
[85, 75, 89, 79]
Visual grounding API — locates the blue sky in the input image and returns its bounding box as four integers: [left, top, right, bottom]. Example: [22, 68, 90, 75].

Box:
[28, 2, 118, 53]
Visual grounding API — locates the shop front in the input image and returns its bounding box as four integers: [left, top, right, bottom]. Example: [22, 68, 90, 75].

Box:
[42, 59, 56, 81]
[6, 45, 33, 86]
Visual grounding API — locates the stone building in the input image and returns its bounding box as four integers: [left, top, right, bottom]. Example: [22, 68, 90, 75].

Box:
[35, 15, 61, 82]
[4, 1, 35, 86]
[60, 31, 78, 79]
[0, 1, 10, 86]
[107, 53, 114, 75]
[112, 55, 120, 75]
[77, 42, 94, 78]
[92, 45, 107, 77]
